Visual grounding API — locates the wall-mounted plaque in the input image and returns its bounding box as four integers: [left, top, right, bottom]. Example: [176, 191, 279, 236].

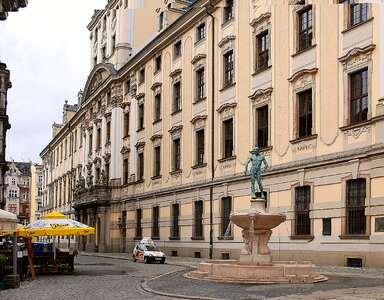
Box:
[375, 217, 384, 232]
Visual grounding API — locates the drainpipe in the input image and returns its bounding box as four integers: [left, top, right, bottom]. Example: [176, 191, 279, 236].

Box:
[206, 1, 215, 260]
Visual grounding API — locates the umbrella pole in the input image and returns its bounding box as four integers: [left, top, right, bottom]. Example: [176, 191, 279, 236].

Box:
[12, 232, 17, 275]
[54, 236, 57, 260]
[26, 237, 35, 280]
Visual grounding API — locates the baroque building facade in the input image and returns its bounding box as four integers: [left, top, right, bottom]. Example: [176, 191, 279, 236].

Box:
[41, 0, 384, 267]
[30, 163, 43, 222]
[4, 161, 31, 225]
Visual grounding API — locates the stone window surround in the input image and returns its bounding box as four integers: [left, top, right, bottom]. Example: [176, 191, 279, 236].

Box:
[290, 180, 314, 239]
[218, 36, 236, 90]
[192, 199, 205, 239]
[288, 68, 318, 141]
[340, 172, 371, 238]
[193, 63, 207, 103]
[218, 195, 234, 239]
[249, 87, 273, 149]
[150, 134, 163, 179]
[291, 4, 316, 55]
[217, 103, 237, 160]
[338, 45, 375, 128]
[341, 3, 372, 32]
[250, 12, 272, 74]
[195, 19, 207, 46]
[173, 37, 183, 61]
[169, 125, 183, 173]
[190, 115, 207, 167]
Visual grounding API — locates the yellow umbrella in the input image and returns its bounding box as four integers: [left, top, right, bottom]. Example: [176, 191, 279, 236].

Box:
[19, 212, 95, 237]
[19, 211, 95, 280]
[0, 224, 24, 236]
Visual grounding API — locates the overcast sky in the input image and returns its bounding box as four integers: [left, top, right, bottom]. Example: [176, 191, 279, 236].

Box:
[0, 0, 107, 163]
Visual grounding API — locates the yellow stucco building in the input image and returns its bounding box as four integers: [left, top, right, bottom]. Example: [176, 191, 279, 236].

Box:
[41, 0, 384, 267]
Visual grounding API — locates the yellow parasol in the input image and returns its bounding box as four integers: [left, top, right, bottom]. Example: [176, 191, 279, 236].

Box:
[19, 212, 95, 237]
[19, 211, 95, 280]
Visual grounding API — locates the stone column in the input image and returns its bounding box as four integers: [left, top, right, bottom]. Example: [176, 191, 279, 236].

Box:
[85, 207, 95, 252]
[79, 209, 85, 251]
[97, 206, 108, 252]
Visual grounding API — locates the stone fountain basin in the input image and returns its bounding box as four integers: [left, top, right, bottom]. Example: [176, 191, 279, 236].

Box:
[230, 209, 286, 230]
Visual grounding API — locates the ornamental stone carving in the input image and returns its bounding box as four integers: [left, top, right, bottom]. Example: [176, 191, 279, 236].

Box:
[343, 125, 371, 140]
[249, 87, 273, 107]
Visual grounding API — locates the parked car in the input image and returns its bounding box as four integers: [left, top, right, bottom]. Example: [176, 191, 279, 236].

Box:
[132, 237, 165, 264]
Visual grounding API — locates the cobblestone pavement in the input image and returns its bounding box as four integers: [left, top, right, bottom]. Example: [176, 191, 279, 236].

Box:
[0, 255, 184, 300]
[1, 253, 384, 300]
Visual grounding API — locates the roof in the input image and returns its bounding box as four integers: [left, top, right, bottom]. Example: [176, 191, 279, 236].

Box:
[14, 162, 31, 176]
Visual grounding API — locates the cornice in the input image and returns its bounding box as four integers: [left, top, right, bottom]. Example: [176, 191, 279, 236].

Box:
[190, 115, 207, 124]
[191, 54, 207, 65]
[150, 134, 163, 141]
[216, 102, 237, 113]
[288, 68, 318, 82]
[168, 125, 183, 134]
[169, 68, 182, 77]
[218, 35, 236, 48]
[135, 141, 145, 149]
[249, 87, 273, 100]
[250, 12, 271, 28]
[151, 82, 162, 90]
[338, 44, 376, 64]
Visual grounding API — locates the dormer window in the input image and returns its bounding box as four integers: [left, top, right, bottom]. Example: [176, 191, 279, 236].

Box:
[174, 40, 182, 59]
[159, 11, 165, 31]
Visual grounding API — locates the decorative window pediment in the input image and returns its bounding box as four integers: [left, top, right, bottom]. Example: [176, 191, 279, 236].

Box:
[338, 44, 375, 71]
[288, 68, 318, 91]
[218, 35, 236, 48]
[168, 125, 183, 139]
[249, 87, 273, 108]
[250, 12, 271, 34]
[191, 54, 207, 65]
[190, 115, 207, 131]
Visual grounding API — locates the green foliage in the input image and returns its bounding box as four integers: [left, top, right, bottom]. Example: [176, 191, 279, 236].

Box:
[0, 254, 7, 266]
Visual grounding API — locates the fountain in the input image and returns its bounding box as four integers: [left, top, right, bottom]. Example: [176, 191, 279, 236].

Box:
[187, 148, 327, 284]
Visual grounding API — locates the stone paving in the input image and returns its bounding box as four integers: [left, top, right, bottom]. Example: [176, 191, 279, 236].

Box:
[1, 252, 384, 300]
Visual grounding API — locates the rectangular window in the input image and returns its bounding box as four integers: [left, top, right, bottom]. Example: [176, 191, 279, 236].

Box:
[74, 130, 77, 150]
[106, 91, 111, 106]
[171, 203, 180, 238]
[194, 201, 204, 238]
[196, 68, 205, 101]
[96, 128, 101, 149]
[88, 134, 93, 154]
[111, 34, 116, 53]
[173, 138, 181, 171]
[106, 121, 111, 143]
[138, 103, 144, 130]
[257, 106, 269, 149]
[136, 209, 142, 238]
[155, 55, 162, 72]
[139, 69, 145, 85]
[123, 158, 129, 184]
[159, 12, 164, 31]
[125, 80, 130, 95]
[173, 82, 182, 112]
[350, 4, 368, 27]
[154, 146, 161, 177]
[101, 46, 106, 60]
[322, 218, 331, 236]
[346, 179, 366, 235]
[196, 23, 206, 42]
[138, 153, 144, 181]
[298, 89, 312, 138]
[221, 197, 232, 236]
[152, 206, 160, 238]
[105, 162, 110, 183]
[257, 31, 269, 71]
[196, 129, 205, 165]
[64, 140, 67, 159]
[223, 0, 234, 22]
[154, 94, 161, 122]
[123, 112, 130, 137]
[223, 50, 234, 87]
[223, 119, 233, 158]
[295, 186, 311, 236]
[298, 7, 313, 51]
[350, 69, 368, 124]
[174, 40, 182, 58]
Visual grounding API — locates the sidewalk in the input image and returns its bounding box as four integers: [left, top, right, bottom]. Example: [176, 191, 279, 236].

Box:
[80, 252, 384, 300]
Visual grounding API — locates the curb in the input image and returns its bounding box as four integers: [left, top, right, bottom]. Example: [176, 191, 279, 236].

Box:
[79, 252, 200, 269]
[141, 269, 222, 300]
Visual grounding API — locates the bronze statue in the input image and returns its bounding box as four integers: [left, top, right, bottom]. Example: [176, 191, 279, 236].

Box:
[244, 147, 268, 199]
